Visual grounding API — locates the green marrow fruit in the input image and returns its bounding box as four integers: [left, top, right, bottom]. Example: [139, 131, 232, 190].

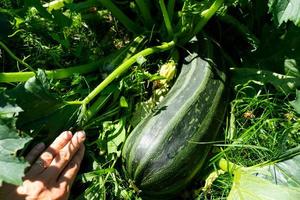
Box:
[122, 51, 227, 199]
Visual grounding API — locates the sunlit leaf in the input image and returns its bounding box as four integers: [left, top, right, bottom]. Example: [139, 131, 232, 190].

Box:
[231, 68, 300, 93]
[290, 90, 300, 114]
[25, 0, 52, 19]
[228, 151, 300, 200]
[0, 95, 31, 186]
[6, 70, 81, 143]
[107, 119, 126, 156]
[268, 0, 300, 26]
[120, 96, 129, 108]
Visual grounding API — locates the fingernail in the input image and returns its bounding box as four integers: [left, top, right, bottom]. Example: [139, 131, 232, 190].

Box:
[77, 131, 86, 140]
[64, 131, 72, 139]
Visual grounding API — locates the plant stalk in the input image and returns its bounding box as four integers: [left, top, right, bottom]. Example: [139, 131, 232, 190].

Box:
[179, 0, 224, 44]
[0, 61, 102, 83]
[194, 0, 224, 35]
[159, 0, 174, 39]
[99, 0, 142, 33]
[135, 0, 153, 28]
[0, 35, 146, 83]
[81, 35, 146, 120]
[0, 41, 35, 72]
[85, 93, 112, 121]
[81, 40, 176, 106]
[167, 0, 175, 22]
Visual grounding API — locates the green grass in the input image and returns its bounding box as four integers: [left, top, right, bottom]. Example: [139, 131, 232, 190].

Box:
[219, 84, 299, 166]
[195, 173, 233, 200]
[196, 83, 300, 199]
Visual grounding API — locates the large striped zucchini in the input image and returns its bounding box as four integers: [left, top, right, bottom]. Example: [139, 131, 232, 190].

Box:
[122, 51, 226, 199]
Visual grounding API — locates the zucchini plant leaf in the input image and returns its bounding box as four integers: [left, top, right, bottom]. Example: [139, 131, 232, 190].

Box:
[24, 0, 52, 19]
[6, 70, 81, 143]
[290, 89, 300, 114]
[227, 151, 300, 200]
[285, 59, 300, 77]
[107, 119, 126, 156]
[97, 119, 126, 157]
[230, 68, 300, 93]
[268, 0, 300, 26]
[0, 95, 31, 186]
[240, 24, 300, 74]
[25, 0, 72, 28]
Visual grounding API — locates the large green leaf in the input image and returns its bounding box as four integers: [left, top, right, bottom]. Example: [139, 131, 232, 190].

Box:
[7, 70, 81, 143]
[268, 0, 300, 26]
[240, 24, 300, 75]
[227, 150, 300, 200]
[106, 119, 126, 156]
[290, 89, 300, 114]
[25, 0, 72, 28]
[0, 96, 31, 186]
[24, 0, 52, 19]
[230, 68, 300, 93]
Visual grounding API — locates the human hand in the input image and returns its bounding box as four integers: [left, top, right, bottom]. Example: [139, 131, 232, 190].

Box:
[0, 131, 86, 200]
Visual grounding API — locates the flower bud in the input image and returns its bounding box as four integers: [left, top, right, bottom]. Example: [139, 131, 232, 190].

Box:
[159, 60, 176, 83]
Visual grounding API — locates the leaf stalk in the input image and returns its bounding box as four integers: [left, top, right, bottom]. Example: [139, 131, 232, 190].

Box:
[81, 40, 176, 106]
[194, 0, 224, 35]
[0, 61, 102, 83]
[99, 0, 142, 33]
[159, 0, 174, 39]
[0, 41, 36, 72]
[135, 0, 153, 28]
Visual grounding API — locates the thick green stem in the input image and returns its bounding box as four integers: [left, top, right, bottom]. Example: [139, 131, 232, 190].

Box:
[0, 41, 35, 72]
[159, 0, 174, 38]
[66, 100, 83, 105]
[194, 0, 224, 35]
[82, 40, 176, 106]
[85, 93, 112, 122]
[135, 0, 153, 28]
[84, 35, 146, 120]
[0, 35, 145, 83]
[99, 0, 142, 33]
[167, 0, 175, 22]
[176, 0, 224, 44]
[0, 61, 102, 83]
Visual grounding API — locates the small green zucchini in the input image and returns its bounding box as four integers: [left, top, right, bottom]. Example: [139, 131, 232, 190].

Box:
[122, 50, 226, 199]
